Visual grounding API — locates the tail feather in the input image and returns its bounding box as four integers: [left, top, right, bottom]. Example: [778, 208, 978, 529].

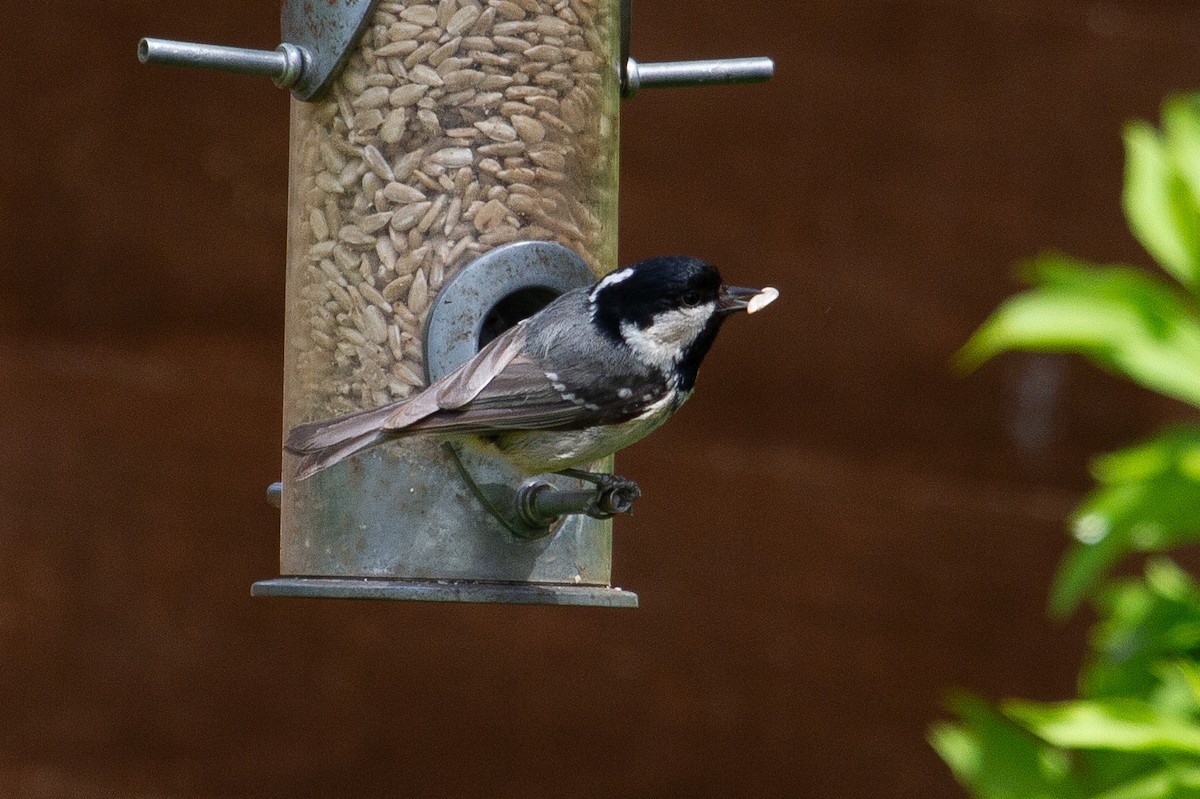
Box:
[285, 402, 401, 479]
[285, 403, 399, 454]
[293, 431, 384, 480]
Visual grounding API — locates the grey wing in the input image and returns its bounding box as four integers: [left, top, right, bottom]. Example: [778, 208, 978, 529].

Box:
[284, 320, 532, 453]
[382, 326, 665, 437]
[378, 317, 533, 431]
[392, 354, 614, 435]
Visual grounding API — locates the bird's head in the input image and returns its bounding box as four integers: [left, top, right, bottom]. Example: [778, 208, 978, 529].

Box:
[588, 256, 777, 389]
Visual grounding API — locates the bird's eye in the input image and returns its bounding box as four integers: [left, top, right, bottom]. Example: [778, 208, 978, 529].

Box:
[682, 290, 701, 307]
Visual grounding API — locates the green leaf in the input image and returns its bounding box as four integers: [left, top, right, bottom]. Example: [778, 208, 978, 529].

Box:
[1089, 767, 1200, 799]
[1050, 524, 1129, 619]
[1164, 96, 1200, 219]
[1006, 698, 1200, 754]
[1083, 560, 1200, 699]
[956, 259, 1200, 409]
[1050, 430, 1200, 616]
[1123, 120, 1200, 289]
[1170, 660, 1200, 707]
[1149, 661, 1200, 720]
[941, 94, 1200, 799]
[930, 692, 1082, 799]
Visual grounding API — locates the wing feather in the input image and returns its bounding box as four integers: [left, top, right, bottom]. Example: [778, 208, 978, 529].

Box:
[433, 320, 528, 409]
[393, 354, 663, 435]
[381, 320, 527, 430]
[284, 304, 668, 482]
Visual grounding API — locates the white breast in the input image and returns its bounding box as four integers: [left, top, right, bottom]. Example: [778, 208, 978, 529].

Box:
[495, 390, 688, 474]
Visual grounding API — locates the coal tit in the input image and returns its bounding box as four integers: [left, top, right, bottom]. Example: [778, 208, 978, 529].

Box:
[285, 255, 778, 481]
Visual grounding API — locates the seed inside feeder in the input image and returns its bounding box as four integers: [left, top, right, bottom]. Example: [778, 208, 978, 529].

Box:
[287, 0, 619, 422]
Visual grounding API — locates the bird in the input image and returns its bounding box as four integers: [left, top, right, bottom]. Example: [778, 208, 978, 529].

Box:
[285, 255, 778, 484]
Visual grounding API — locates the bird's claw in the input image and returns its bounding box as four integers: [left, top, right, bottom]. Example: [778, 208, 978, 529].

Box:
[556, 469, 642, 519]
[586, 480, 642, 519]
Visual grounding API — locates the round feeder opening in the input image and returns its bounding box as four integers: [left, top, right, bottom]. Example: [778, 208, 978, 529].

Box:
[478, 287, 559, 349]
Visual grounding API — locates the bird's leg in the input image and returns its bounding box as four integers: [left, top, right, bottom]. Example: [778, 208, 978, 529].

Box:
[556, 467, 636, 491]
[555, 468, 642, 518]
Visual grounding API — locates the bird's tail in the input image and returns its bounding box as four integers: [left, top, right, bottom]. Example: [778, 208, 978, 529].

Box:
[284, 403, 399, 480]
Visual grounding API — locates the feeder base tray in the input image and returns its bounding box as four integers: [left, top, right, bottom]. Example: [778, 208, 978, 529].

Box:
[251, 577, 638, 607]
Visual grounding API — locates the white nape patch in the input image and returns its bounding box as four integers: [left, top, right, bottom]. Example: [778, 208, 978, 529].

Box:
[747, 287, 779, 314]
[619, 302, 716, 371]
[589, 267, 634, 303]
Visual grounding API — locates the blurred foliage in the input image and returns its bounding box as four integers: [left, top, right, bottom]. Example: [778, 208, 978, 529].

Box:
[934, 96, 1200, 798]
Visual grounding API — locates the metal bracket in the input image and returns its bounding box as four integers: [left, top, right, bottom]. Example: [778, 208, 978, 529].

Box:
[138, 0, 381, 101]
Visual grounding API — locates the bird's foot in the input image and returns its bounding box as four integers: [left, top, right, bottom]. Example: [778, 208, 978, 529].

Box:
[556, 469, 642, 518]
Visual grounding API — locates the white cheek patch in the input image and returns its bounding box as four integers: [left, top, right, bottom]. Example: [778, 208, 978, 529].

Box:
[620, 303, 715, 371]
[747, 287, 779, 314]
[589, 267, 634, 303]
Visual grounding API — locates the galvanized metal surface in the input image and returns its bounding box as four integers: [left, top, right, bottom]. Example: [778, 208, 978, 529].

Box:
[280, 0, 381, 100]
[251, 577, 638, 607]
[424, 241, 596, 382]
[281, 440, 612, 583]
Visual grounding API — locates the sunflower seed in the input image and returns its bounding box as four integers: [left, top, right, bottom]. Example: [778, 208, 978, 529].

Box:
[389, 84, 427, 106]
[353, 85, 391, 109]
[400, 6, 439, 26]
[363, 144, 395, 181]
[292, 0, 615, 414]
[383, 182, 427, 203]
[430, 147, 474, 167]
[492, 0, 527, 20]
[382, 274, 415, 302]
[510, 114, 546, 142]
[389, 201, 433, 232]
[446, 6, 482, 35]
[408, 268, 430, 314]
[310, 208, 330, 240]
[428, 37, 462, 66]
[380, 108, 409, 143]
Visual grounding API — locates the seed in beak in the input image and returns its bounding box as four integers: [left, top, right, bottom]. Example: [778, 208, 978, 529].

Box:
[747, 287, 779, 314]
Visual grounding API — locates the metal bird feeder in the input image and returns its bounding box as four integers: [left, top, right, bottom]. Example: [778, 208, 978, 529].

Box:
[139, 0, 772, 606]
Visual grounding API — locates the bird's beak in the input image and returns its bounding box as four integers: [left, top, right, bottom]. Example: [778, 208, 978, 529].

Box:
[717, 285, 779, 316]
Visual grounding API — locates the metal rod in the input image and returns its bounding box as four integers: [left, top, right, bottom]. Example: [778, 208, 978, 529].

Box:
[623, 56, 774, 98]
[137, 38, 306, 88]
[515, 479, 640, 528]
[522, 484, 598, 523]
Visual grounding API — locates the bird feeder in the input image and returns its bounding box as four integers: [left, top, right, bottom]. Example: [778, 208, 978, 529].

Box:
[139, 0, 771, 606]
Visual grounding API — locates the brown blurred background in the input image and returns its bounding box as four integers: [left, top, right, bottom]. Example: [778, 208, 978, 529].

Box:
[4, 1, 1200, 797]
